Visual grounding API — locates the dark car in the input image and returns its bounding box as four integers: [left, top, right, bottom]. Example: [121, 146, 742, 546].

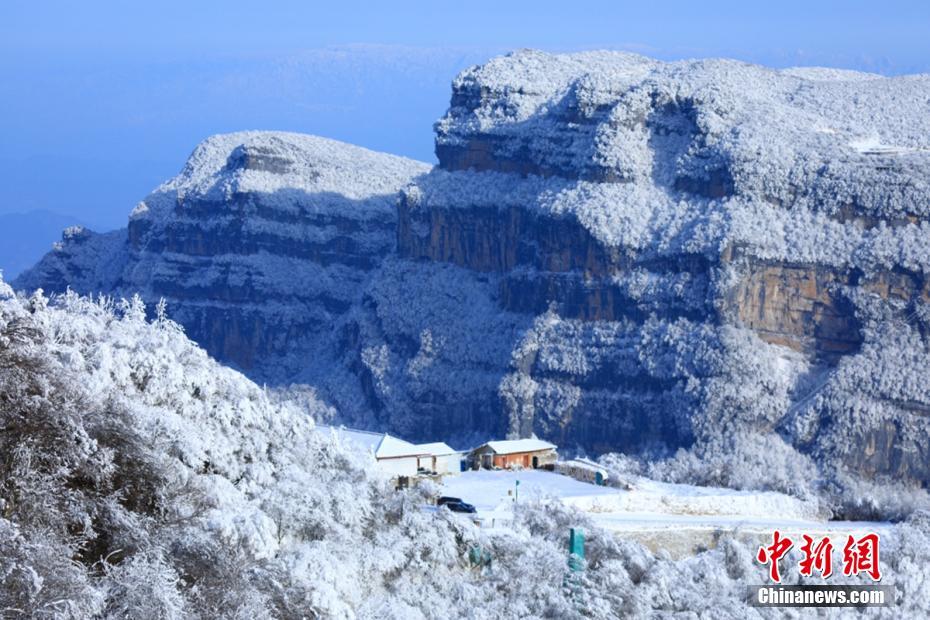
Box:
[437, 496, 477, 514]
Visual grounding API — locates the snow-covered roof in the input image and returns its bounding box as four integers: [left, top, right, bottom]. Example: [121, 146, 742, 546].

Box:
[414, 442, 459, 456]
[480, 439, 557, 455]
[318, 425, 381, 450]
[317, 425, 427, 459]
[376, 434, 427, 458]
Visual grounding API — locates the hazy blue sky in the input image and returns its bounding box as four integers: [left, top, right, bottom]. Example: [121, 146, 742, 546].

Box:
[2, 1, 929, 230]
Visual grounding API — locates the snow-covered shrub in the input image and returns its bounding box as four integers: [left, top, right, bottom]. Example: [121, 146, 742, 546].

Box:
[646, 432, 822, 502]
[4, 275, 930, 616]
[822, 470, 930, 522]
[0, 519, 104, 619]
[100, 548, 188, 620]
[597, 452, 643, 478]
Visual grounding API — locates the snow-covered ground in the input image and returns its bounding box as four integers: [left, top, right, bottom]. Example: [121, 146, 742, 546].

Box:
[441, 470, 891, 557]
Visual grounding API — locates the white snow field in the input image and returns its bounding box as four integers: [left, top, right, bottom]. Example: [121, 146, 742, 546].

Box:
[442, 470, 890, 557]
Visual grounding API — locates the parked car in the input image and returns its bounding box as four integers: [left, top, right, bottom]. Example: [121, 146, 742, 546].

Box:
[437, 496, 477, 514]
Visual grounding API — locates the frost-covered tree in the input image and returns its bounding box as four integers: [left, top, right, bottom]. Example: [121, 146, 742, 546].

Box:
[3, 275, 930, 618]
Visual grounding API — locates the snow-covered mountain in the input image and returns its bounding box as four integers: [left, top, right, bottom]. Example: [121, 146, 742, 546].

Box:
[7, 49, 930, 617]
[15, 51, 930, 492]
[16, 132, 430, 382]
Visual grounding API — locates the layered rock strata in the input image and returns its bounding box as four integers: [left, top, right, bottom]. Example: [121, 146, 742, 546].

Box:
[16, 52, 930, 485]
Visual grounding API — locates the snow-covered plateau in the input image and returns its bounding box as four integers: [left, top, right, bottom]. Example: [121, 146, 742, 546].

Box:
[7, 49, 930, 616]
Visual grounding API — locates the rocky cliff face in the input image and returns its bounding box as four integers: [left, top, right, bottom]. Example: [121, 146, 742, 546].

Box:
[16, 132, 430, 385]
[16, 52, 930, 487]
[381, 51, 930, 482]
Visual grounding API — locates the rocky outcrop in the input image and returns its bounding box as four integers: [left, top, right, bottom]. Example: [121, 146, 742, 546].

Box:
[385, 51, 930, 482]
[17, 132, 430, 380]
[728, 262, 861, 355]
[15, 52, 930, 486]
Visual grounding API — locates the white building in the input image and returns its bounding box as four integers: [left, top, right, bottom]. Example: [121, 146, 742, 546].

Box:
[415, 442, 462, 475]
[317, 425, 461, 477]
[317, 425, 425, 477]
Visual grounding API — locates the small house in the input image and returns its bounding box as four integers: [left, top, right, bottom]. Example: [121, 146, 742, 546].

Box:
[414, 442, 462, 475]
[470, 439, 557, 470]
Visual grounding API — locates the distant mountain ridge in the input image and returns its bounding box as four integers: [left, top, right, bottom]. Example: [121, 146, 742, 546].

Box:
[15, 51, 930, 491]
